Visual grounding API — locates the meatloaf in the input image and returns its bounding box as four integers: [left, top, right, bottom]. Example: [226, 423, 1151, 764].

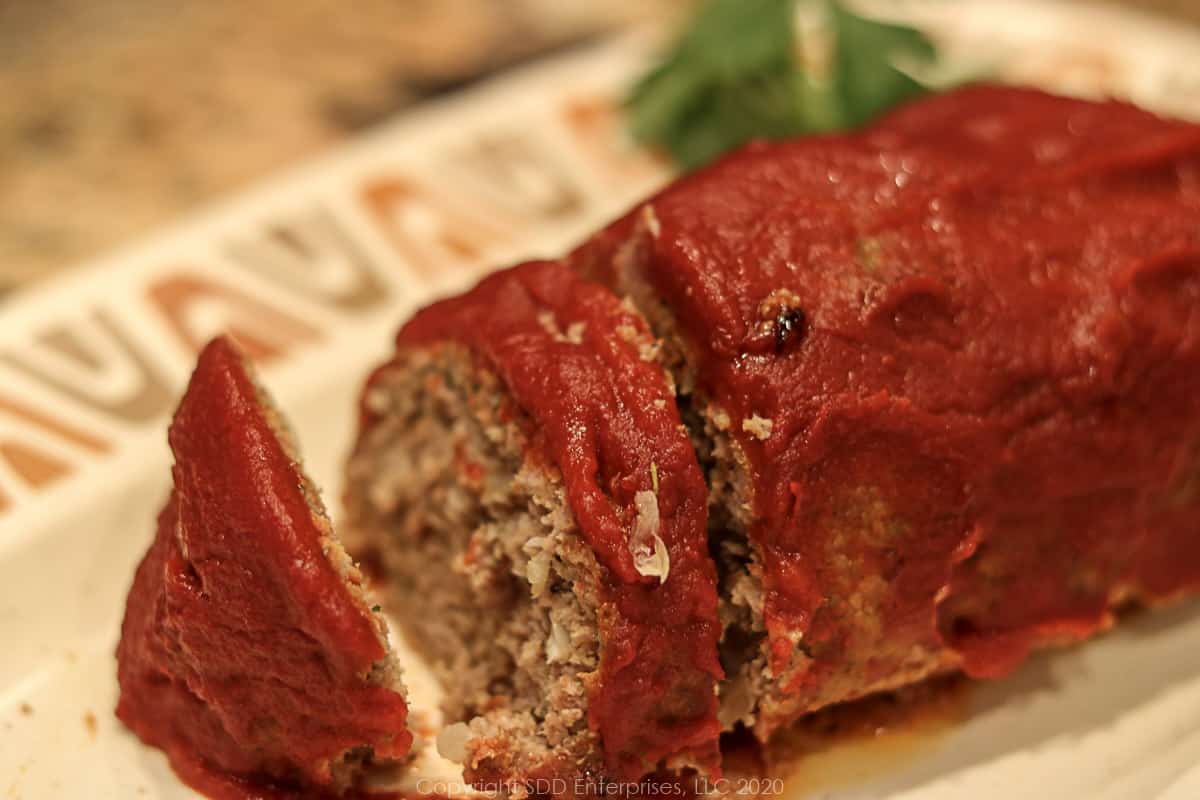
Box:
[342, 260, 724, 786]
[570, 85, 1200, 740]
[117, 85, 1200, 798]
[116, 337, 412, 799]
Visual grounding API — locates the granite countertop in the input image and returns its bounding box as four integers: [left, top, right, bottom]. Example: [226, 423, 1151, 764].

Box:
[0, 0, 680, 296]
[0, 0, 1194, 297]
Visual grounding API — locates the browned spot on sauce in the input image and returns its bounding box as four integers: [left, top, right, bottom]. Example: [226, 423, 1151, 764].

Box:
[18, 703, 33, 716]
[83, 710, 97, 737]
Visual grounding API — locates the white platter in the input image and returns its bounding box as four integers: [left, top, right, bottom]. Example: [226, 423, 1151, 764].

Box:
[2, 2, 1200, 798]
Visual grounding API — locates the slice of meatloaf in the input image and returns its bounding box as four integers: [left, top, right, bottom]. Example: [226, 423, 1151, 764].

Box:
[116, 336, 412, 799]
[343, 260, 723, 789]
[570, 85, 1200, 741]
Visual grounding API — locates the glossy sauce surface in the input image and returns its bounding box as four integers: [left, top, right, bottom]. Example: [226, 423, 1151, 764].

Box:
[117, 338, 411, 799]
[574, 85, 1200, 724]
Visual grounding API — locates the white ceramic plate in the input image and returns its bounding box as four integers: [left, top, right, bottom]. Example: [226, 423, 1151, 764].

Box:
[3, 2, 1200, 797]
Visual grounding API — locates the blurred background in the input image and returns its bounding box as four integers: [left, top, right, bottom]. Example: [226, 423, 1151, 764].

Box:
[1, 0, 1196, 298]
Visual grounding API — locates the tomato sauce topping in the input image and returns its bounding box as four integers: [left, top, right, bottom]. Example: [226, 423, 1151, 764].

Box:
[573, 85, 1200, 709]
[117, 337, 411, 798]
[393, 261, 724, 779]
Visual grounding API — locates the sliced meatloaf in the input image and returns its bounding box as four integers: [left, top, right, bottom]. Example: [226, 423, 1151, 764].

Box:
[571, 85, 1200, 741]
[117, 84, 1200, 798]
[342, 260, 723, 789]
[116, 336, 412, 799]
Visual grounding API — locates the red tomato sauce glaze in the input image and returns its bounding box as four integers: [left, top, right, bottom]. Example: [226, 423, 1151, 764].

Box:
[573, 85, 1200, 734]
[116, 85, 1200, 792]
[116, 338, 412, 798]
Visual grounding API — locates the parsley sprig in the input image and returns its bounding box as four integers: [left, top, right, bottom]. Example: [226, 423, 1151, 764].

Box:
[627, 0, 943, 170]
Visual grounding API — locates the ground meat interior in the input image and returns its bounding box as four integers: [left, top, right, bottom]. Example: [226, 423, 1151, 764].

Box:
[344, 344, 605, 777]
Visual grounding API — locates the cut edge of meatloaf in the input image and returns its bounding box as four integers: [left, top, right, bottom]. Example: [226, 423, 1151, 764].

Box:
[575, 225, 778, 735]
[239, 336, 414, 782]
[572, 216, 958, 740]
[344, 345, 605, 788]
[116, 336, 412, 797]
[242, 338, 409, 702]
[342, 260, 724, 791]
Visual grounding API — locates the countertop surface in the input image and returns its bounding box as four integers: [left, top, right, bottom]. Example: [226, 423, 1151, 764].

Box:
[1, 0, 1195, 297]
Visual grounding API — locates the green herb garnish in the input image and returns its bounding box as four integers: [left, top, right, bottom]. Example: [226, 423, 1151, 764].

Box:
[627, 0, 943, 170]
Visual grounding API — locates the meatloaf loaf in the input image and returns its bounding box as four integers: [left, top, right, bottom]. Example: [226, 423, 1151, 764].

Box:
[343, 260, 724, 785]
[116, 337, 412, 798]
[346, 85, 1200, 778]
[117, 85, 1200, 798]
[570, 85, 1200, 741]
